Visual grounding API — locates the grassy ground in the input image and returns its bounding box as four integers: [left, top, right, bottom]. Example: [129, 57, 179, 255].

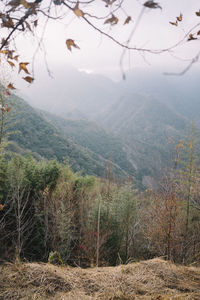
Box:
[0, 258, 200, 299]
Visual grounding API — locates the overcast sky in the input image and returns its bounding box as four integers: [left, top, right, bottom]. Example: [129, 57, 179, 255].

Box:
[6, 0, 200, 93]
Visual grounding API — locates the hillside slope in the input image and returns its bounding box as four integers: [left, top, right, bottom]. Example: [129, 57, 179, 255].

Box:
[99, 93, 190, 180]
[41, 110, 137, 177]
[5, 95, 130, 178]
[1, 258, 200, 299]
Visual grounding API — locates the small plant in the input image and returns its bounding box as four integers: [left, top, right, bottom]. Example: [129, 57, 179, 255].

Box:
[48, 251, 63, 265]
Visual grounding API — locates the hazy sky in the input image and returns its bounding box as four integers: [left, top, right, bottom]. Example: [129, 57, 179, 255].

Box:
[5, 0, 200, 92]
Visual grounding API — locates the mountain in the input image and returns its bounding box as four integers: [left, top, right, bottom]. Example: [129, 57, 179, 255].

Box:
[119, 69, 200, 124]
[40, 110, 137, 177]
[15, 66, 200, 187]
[99, 92, 190, 181]
[4, 95, 133, 178]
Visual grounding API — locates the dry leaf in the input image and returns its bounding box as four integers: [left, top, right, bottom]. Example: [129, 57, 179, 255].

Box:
[34, 19, 38, 27]
[23, 76, 34, 83]
[6, 107, 12, 112]
[1, 38, 9, 47]
[7, 50, 14, 59]
[13, 55, 19, 61]
[66, 39, 80, 51]
[143, 1, 161, 9]
[124, 16, 131, 25]
[169, 21, 178, 26]
[8, 60, 15, 68]
[20, 0, 32, 9]
[8, 0, 21, 7]
[7, 83, 16, 89]
[196, 10, 200, 17]
[176, 13, 182, 22]
[102, 0, 116, 7]
[188, 34, 197, 41]
[73, 2, 84, 17]
[0, 204, 4, 211]
[0, 50, 9, 55]
[2, 17, 14, 28]
[25, 21, 31, 31]
[104, 14, 118, 25]
[19, 62, 30, 74]
[197, 30, 200, 35]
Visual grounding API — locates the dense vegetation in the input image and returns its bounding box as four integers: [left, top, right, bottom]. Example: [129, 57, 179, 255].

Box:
[0, 85, 199, 267]
[0, 133, 200, 266]
[5, 95, 132, 179]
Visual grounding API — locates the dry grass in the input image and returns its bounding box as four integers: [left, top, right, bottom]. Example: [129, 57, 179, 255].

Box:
[0, 258, 200, 299]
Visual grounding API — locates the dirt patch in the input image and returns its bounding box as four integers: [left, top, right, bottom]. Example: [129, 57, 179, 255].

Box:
[0, 258, 200, 299]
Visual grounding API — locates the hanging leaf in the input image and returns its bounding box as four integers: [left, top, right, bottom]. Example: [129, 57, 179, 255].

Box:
[143, 1, 161, 9]
[73, 2, 84, 17]
[25, 21, 32, 31]
[176, 13, 183, 22]
[13, 55, 19, 61]
[7, 83, 16, 90]
[188, 34, 197, 41]
[66, 39, 80, 51]
[169, 21, 178, 26]
[7, 50, 14, 59]
[8, 0, 21, 7]
[124, 16, 131, 25]
[102, 0, 116, 7]
[196, 10, 200, 17]
[23, 76, 34, 83]
[0, 50, 9, 55]
[0, 204, 4, 211]
[33, 19, 38, 27]
[104, 14, 118, 25]
[2, 16, 14, 28]
[8, 60, 15, 68]
[1, 38, 9, 47]
[19, 62, 30, 74]
[20, 0, 32, 9]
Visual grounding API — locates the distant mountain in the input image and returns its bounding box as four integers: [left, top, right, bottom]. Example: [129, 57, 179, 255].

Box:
[119, 69, 200, 124]
[99, 92, 191, 180]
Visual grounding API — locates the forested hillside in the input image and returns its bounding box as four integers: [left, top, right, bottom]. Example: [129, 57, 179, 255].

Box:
[99, 93, 190, 180]
[41, 110, 137, 177]
[4, 95, 133, 178]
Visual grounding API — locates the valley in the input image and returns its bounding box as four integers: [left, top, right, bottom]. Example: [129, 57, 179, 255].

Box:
[8, 67, 200, 188]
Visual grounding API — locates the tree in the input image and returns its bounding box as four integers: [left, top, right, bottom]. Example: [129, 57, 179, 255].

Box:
[6, 156, 34, 260]
[0, 0, 199, 87]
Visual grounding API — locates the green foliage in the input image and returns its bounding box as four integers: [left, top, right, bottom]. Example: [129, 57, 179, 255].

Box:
[5, 95, 131, 178]
[1, 128, 200, 265]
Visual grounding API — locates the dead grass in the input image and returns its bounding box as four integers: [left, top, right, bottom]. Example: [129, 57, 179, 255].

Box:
[0, 258, 200, 299]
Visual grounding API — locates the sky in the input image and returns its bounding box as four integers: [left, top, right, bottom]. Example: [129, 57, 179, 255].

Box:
[1, 0, 200, 94]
